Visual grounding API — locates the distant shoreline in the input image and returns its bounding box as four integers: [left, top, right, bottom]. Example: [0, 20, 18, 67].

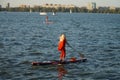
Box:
[0, 7, 120, 14]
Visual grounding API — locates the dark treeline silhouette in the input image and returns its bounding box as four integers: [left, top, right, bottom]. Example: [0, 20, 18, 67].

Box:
[0, 6, 120, 14]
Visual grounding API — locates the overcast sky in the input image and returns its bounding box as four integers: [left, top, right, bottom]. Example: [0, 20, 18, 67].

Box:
[0, 0, 120, 7]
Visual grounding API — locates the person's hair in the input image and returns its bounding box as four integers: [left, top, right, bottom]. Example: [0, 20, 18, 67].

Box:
[59, 34, 66, 41]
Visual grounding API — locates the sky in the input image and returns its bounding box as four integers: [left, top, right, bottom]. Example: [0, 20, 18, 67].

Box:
[0, 0, 120, 8]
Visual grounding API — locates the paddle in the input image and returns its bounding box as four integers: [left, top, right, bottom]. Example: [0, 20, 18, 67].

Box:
[66, 41, 85, 58]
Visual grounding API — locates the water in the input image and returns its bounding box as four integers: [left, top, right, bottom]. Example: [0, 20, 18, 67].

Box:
[0, 12, 120, 80]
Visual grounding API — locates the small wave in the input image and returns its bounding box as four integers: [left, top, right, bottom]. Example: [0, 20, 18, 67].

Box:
[29, 52, 44, 56]
[109, 46, 120, 49]
[0, 42, 4, 48]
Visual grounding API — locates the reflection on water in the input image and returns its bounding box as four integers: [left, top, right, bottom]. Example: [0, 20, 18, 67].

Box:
[57, 64, 67, 80]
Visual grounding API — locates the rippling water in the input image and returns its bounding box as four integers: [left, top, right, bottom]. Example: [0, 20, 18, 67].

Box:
[0, 12, 120, 80]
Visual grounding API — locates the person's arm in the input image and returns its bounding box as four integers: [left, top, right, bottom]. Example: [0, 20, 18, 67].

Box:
[58, 41, 64, 50]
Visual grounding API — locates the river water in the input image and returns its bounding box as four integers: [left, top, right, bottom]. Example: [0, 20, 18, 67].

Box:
[0, 12, 120, 80]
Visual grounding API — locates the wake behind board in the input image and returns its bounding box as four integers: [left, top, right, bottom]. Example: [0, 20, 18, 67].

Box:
[32, 58, 87, 66]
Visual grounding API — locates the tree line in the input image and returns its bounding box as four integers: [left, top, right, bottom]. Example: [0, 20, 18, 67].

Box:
[0, 6, 120, 14]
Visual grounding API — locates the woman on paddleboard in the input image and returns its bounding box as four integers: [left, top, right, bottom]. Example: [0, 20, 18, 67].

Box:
[58, 34, 67, 62]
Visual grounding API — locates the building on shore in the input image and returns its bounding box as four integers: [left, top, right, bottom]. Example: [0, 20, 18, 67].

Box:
[19, 4, 30, 8]
[87, 2, 96, 10]
[0, 5, 2, 8]
[40, 3, 75, 8]
[0, 5, 2, 11]
[6, 3, 10, 8]
[109, 6, 115, 10]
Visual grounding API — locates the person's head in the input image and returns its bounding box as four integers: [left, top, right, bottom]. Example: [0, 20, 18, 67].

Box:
[59, 34, 66, 41]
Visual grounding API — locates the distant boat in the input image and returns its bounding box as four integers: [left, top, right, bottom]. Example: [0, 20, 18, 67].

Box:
[70, 9, 72, 13]
[52, 12, 56, 15]
[40, 12, 47, 15]
[30, 9, 32, 13]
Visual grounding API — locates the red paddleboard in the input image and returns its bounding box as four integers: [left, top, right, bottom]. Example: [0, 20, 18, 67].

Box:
[32, 58, 87, 66]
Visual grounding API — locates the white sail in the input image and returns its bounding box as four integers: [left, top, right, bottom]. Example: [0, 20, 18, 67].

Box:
[40, 12, 47, 15]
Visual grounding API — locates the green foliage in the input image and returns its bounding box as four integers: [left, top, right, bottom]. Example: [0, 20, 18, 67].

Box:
[0, 7, 120, 14]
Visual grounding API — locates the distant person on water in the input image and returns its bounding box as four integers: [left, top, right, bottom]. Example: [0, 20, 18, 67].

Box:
[45, 16, 54, 24]
[45, 16, 48, 23]
[58, 34, 67, 62]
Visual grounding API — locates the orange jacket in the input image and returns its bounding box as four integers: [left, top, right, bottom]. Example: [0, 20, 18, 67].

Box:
[58, 39, 66, 51]
[58, 39, 66, 59]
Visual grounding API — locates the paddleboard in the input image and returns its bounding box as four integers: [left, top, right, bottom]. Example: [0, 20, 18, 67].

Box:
[32, 58, 87, 66]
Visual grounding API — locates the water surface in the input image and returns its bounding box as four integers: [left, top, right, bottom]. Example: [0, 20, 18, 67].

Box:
[0, 12, 120, 80]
